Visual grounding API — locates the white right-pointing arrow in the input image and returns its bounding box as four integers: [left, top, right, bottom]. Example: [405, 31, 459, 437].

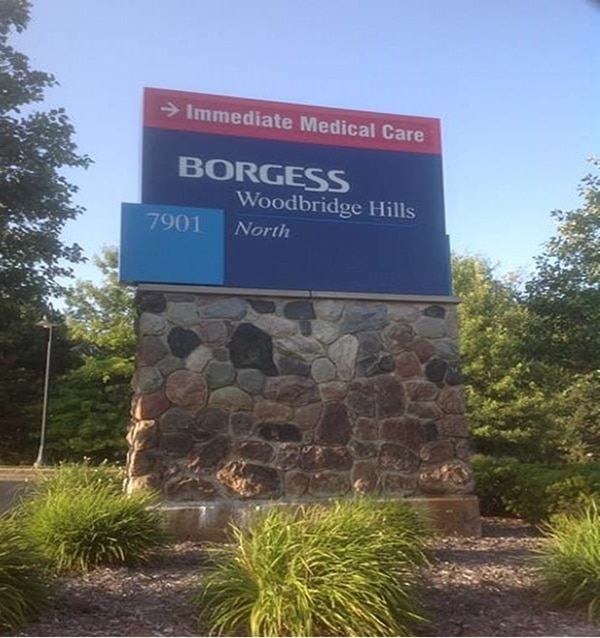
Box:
[160, 101, 180, 117]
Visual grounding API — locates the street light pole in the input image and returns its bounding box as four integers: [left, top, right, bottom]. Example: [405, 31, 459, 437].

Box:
[34, 317, 55, 468]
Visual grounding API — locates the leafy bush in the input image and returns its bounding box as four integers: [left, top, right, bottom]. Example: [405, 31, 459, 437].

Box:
[472, 456, 600, 522]
[545, 473, 600, 516]
[471, 455, 520, 516]
[195, 498, 431, 637]
[501, 464, 567, 523]
[16, 463, 167, 573]
[536, 499, 600, 620]
[0, 517, 49, 631]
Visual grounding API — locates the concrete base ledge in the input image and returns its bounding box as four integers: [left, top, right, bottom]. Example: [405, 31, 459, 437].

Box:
[1, 470, 481, 538]
[159, 495, 481, 541]
[138, 283, 462, 304]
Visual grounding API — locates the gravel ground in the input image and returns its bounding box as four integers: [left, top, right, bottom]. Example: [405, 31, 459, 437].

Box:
[15, 518, 600, 637]
[421, 518, 600, 637]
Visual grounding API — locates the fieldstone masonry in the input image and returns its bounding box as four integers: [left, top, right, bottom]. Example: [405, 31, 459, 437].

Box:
[126, 290, 476, 515]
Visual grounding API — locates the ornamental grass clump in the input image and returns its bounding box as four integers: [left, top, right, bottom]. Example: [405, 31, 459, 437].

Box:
[0, 516, 49, 632]
[31, 460, 125, 496]
[195, 498, 431, 637]
[536, 499, 600, 621]
[17, 462, 168, 573]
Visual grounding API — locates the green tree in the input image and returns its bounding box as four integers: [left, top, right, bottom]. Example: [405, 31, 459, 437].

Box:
[557, 371, 600, 462]
[453, 255, 567, 462]
[0, 0, 91, 314]
[63, 248, 136, 356]
[0, 0, 90, 462]
[0, 306, 73, 463]
[525, 158, 600, 374]
[522, 160, 600, 461]
[48, 249, 135, 463]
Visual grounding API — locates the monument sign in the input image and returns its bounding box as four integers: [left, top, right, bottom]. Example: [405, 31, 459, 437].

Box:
[120, 88, 450, 296]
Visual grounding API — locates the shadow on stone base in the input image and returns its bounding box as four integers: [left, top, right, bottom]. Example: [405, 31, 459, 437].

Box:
[158, 495, 481, 542]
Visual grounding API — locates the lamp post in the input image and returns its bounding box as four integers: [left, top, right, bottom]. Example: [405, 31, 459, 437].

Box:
[34, 316, 56, 468]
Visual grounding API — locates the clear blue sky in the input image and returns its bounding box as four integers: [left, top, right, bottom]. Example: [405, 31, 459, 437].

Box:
[16, 0, 600, 285]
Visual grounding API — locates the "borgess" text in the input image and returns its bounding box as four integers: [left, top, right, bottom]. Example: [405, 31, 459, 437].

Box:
[179, 156, 350, 193]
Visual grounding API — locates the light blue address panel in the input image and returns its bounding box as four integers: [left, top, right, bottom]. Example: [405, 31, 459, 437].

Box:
[120, 203, 225, 285]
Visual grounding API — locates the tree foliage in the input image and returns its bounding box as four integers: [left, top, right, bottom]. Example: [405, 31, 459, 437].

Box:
[0, 0, 90, 463]
[452, 255, 567, 462]
[62, 248, 136, 355]
[0, 306, 73, 463]
[557, 371, 600, 462]
[525, 158, 600, 374]
[48, 248, 135, 463]
[0, 0, 91, 314]
[455, 161, 600, 464]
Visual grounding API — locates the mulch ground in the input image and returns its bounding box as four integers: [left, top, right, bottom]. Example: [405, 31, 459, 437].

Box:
[15, 518, 600, 637]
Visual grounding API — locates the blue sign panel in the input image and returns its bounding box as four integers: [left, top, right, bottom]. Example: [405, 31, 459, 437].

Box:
[120, 88, 452, 296]
[120, 203, 224, 285]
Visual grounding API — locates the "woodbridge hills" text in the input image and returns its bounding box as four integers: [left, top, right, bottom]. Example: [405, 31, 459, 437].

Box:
[235, 191, 415, 221]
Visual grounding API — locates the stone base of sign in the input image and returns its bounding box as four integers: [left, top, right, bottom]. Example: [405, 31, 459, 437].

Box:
[158, 494, 481, 541]
[126, 285, 480, 539]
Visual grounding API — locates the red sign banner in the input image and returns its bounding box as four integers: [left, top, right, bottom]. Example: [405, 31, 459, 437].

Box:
[144, 87, 441, 154]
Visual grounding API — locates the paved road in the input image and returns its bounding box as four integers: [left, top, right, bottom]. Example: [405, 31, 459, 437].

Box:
[0, 468, 40, 512]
